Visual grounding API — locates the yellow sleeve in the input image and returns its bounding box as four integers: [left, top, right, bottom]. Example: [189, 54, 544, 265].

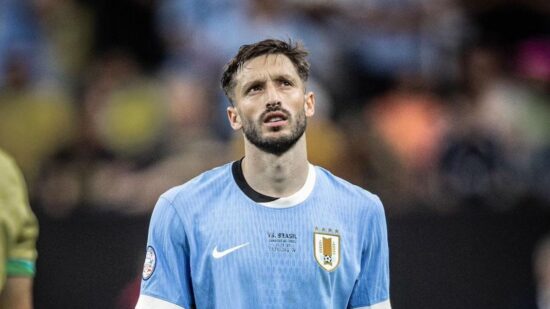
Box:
[0, 150, 38, 291]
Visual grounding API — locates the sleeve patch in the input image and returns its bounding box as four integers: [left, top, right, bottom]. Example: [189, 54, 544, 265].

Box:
[142, 246, 157, 280]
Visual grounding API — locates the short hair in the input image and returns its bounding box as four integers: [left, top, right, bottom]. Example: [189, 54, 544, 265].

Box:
[221, 39, 310, 103]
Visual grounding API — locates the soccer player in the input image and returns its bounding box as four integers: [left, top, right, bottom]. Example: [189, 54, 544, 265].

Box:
[136, 39, 391, 309]
[0, 149, 38, 309]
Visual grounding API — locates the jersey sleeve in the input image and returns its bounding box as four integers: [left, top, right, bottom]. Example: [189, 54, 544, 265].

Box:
[348, 195, 391, 309]
[136, 196, 194, 309]
[0, 151, 38, 291]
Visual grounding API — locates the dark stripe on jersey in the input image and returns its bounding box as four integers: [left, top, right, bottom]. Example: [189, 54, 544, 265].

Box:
[232, 158, 278, 203]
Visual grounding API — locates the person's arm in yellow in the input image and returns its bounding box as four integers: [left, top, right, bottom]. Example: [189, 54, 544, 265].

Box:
[0, 149, 38, 309]
[0, 277, 34, 309]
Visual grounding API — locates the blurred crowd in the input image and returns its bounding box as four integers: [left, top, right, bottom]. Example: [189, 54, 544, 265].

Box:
[1, 0, 549, 307]
[1, 0, 548, 217]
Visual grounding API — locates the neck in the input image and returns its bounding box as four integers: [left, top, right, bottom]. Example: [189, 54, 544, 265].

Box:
[241, 135, 309, 198]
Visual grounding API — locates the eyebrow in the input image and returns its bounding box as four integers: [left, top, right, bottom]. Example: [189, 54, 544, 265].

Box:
[274, 74, 298, 83]
[240, 74, 298, 94]
[240, 78, 267, 94]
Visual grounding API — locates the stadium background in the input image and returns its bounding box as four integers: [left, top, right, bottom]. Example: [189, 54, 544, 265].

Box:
[0, 0, 549, 308]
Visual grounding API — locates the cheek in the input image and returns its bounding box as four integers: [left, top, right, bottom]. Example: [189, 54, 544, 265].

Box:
[234, 108, 258, 127]
[285, 92, 305, 108]
[240, 99, 264, 116]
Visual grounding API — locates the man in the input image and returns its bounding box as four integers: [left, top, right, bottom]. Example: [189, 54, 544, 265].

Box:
[136, 39, 391, 309]
[0, 149, 38, 309]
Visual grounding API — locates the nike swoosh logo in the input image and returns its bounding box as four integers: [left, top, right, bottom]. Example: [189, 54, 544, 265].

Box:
[212, 243, 249, 259]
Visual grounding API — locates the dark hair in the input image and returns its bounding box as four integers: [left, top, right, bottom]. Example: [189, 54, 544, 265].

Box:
[221, 39, 310, 103]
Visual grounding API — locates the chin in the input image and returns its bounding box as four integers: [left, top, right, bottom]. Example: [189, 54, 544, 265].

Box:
[263, 131, 291, 141]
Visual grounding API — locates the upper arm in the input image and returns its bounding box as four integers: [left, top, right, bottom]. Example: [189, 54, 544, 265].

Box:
[136, 197, 194, 309]
[348, 196, 391, 309]
[0, 151, 39, 250]
[0, 152, 37, 308]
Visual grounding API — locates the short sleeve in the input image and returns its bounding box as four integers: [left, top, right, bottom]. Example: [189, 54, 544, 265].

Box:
[0, 151, 38, 291]
[348, 196, 391, 309]
[136, 197, 194, 309]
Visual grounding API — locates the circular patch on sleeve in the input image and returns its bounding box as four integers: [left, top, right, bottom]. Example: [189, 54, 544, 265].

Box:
[142, 246, 156, 280]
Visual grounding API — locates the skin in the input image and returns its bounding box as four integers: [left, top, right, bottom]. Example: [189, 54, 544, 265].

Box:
[0, 277, 34, 309]
[227, 54, 316, 198]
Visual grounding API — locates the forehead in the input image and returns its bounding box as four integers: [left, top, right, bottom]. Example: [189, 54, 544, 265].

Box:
[234, 54, 300, 86]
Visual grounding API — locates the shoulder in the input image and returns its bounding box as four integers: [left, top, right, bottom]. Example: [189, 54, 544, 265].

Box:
[157, 162, 233, 209]
[314, 165, 384, 213]
[0, 149, 27, 197]
[0, 150, 19, 179]
[146, 163, 233, 240]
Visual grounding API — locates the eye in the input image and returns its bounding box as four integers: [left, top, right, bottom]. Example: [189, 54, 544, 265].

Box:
[247, 85, 262, 94]
[279, 79, 293, 87]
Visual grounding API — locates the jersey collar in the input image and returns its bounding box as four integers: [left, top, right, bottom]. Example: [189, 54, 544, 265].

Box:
[258, 163, 316, 209]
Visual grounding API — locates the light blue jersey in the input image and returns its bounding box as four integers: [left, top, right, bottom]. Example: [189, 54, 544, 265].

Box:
[136, 162, 391, 309]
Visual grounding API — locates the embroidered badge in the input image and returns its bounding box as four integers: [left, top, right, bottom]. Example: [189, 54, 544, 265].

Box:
[314, 227, 341, 272]
[142, 246, 156, 280]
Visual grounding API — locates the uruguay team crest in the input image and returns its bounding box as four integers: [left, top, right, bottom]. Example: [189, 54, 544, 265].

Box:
[314, 228, 341, 272]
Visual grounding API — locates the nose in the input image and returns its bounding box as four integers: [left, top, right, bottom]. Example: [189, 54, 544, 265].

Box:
[266, 101, 281, 111]
[265, 82, 281, 110]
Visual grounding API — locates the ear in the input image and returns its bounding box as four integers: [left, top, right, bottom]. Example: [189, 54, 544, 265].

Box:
[304, 91, 315, 117]
[227, 106, 242, 130]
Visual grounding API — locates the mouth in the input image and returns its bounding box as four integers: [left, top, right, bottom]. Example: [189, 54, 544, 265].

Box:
[263, 111, 288, 126]
[263, 111, 289, 127]
[264, 112, 288, 123]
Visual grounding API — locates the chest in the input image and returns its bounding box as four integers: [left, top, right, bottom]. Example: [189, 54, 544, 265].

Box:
[188, 203, 363, 289]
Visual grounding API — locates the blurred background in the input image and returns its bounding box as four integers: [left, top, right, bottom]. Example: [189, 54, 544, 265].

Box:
[0, 0, 549, 308]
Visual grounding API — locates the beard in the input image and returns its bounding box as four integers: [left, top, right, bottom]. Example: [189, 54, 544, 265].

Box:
[242, 108, 307, 156]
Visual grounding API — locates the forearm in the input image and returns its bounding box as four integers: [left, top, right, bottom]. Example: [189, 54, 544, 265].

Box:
[0, 277, 34, 309]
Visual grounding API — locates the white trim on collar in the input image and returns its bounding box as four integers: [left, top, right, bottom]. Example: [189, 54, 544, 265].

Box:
[258, 163, 316, 208]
